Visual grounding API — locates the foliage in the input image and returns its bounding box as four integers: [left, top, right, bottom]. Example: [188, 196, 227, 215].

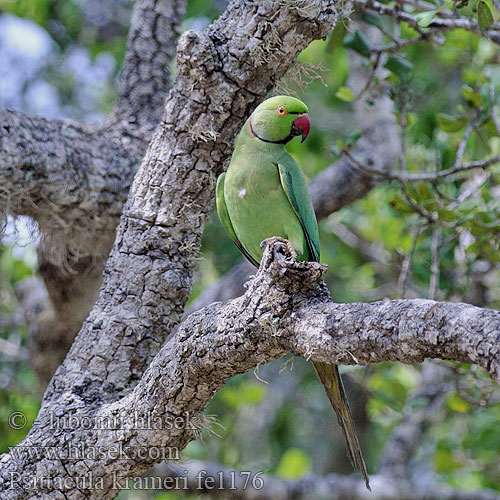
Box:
[0, 245, 40, 454]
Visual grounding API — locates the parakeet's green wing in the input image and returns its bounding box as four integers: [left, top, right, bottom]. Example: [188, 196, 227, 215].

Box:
[216, 172, 260, 268]
[277, 154, 320, 262]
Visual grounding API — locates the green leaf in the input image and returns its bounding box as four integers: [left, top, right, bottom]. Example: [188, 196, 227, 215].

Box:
[346, 130, 362, 147]
[415, 2, 450, 27]
[463, 66, 489, 86]
[466, 212, 500, 236]
[276, 448, 312, 479]
[484, 118, 500, 137]
[416, 10, 437, 27]
[466, 241, 479, 254]
[436, 113, 468, 132]
[448, 393, 471, 412]
[361, 12, 384, 29]
[343, 31, 372, 57]
[384, 55, 413, 82]
[335, 85, 355, 102]
[476, 211, 495, 224]
[478, 0, 494, 30]
[435, 448, 463, 473]
[437, 208, 458, 222]
[461, 85, 483, 107]
[417, 183, 433, 201]
[326, 20, 349, 53]
[423, 199, 439, 211]
[390, 194, 413, 213]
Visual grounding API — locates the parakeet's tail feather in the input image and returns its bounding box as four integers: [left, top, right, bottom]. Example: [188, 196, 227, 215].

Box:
[312, 361, 371, 491]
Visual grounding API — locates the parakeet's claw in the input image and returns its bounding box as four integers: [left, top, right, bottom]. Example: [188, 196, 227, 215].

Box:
[260, 236, 298, 262]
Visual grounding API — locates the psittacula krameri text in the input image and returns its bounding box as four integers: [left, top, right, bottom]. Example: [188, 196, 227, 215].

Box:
[216, 95, 370, 489]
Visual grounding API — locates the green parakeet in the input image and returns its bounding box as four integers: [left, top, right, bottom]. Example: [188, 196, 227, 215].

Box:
[216, 95, 370, 489]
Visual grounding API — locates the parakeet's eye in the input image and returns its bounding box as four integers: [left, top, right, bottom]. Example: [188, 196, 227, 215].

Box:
[275, 106, 287, 116]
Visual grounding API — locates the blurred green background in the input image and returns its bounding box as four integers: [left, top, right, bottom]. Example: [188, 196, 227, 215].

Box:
[1, 0, 500, 497]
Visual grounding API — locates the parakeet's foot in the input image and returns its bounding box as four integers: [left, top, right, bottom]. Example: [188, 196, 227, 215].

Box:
[260, 236, 298, 261]
[257, 236, 327, 293]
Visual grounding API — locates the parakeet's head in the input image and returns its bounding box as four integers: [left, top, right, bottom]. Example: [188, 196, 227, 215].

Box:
[248, 95, 310, 144]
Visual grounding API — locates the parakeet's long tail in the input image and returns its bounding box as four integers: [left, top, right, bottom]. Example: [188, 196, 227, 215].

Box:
[312, 361, 371, 490]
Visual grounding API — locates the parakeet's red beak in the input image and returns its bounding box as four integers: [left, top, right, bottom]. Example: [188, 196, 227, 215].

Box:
[292, 114, 310, 142]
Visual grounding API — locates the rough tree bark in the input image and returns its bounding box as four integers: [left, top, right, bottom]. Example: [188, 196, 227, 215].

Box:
[1, 1, 500, 499]
[1, 0, 185, 385]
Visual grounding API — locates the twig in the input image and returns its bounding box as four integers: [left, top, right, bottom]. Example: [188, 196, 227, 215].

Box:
[428, 228, 441, 300]
[399, 181, 439, 223]
[489, 83, 500, 137]
[399, 0, 455, 18]
[397, 225, 423, 298]
[455, 172, 491, 205]
[356, 53, 382, 99]
[341, 147, 500, 182]
[453, 121, 474, 171]
[398, 89, 408, 174]
[354, 0, 500, 45]
[433, 182, 455, 203]
[372, 33, 441, 53]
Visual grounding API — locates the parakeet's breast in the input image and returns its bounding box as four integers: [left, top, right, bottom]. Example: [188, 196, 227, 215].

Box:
[224, 149, 307, 263]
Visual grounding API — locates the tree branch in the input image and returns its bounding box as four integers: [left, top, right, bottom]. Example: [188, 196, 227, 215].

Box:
[4, 2, 499, 498]
[42, 0, 340, 401]
[2, 238, 500, 498]
[342, 147, 500, 183]
[0, 105, 144, 386]
[1, 0, 187, 252]
[107, 0, 186, 132]
[354, 0, 500, 45]
[0, 108, 141, 252]
[153, 460, 500, 500]
[0, 1, 186, 243]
